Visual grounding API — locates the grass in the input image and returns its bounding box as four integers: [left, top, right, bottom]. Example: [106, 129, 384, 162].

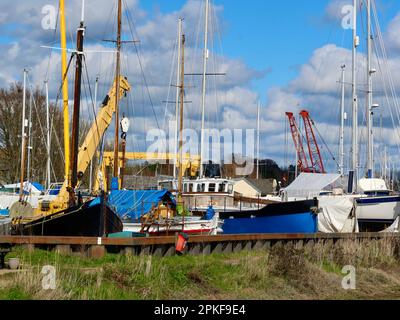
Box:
[1, 237, 400, 300]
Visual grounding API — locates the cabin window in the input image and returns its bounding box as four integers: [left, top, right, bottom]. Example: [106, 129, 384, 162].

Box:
[183, 184, 188, 193]
[189, 184, 194, 193]
[160, 182, 172, 190]
[228, 184, 233, 194]
[219, 184, 226, 192]
[209, 183, 216, 192]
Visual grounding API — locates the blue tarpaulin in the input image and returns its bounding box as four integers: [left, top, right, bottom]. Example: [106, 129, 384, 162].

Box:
[107, 190, 176, 222]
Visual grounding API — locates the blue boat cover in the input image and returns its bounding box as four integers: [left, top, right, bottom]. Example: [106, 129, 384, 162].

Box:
[31, 182, 45, 192]
[108, 190, 176, 222]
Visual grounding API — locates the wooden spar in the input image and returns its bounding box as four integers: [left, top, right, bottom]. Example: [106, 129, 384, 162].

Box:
[59, 0, 71, 191]
[178, 34, 186, 204]
[200, 0, 210, 178]
[113, 0, 122, 185]
[19, 69, 28, 201]
[174, 18, 183, 180]
[70, 16, 85, 193]
[45, 80, 51, 189]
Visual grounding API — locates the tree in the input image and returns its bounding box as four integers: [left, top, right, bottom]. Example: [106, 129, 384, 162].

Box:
[0, 83, 65, 184]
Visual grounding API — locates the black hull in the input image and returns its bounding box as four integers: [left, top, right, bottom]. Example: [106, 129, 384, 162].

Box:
[12, 200, 123, 237]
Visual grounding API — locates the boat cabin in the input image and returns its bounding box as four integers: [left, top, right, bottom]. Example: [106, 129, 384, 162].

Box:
[159, 178, 235, 195]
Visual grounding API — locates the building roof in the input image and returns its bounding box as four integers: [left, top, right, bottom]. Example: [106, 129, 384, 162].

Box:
[239, 178, 276, 195]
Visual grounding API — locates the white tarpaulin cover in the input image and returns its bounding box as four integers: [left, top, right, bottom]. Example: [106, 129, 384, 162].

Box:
[318, 196, 358, 233]
[283, 173, 342, 200]
[381, 217, 400, 233]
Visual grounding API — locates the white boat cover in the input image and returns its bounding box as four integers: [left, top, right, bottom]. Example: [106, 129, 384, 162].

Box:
[283, 173, 342, 200]
[318, 196, 358, 233]
[2, 182, 44, 195]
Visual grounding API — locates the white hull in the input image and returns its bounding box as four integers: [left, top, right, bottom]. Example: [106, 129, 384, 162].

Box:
[355, 196, 400, 222]
[123, 216, 221, 236]
[0, 194, 56, 211]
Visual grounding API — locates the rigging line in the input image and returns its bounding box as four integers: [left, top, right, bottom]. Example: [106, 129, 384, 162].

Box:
[372, 0, 400, 152]
[43, 1, 61, 83]
[26, 76, 59, 179]
[373, 0, 400, 120]
[97, 1, 117, 92]
[162, 33, 178, 134]
[124, 4, 163, 135]
[312, 120, 339, 166]
[48, 53, 76, 163]
[82, 56, 102, 147]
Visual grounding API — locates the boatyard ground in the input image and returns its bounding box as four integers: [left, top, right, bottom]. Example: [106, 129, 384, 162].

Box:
[1, 238, 400, 300]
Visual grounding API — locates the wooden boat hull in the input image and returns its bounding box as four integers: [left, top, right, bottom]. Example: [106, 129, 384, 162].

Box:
[12, 198, 123, 237]
[123, 216, 221, 237]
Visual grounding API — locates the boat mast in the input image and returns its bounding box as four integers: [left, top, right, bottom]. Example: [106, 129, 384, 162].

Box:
[200, 0, 210, 178]
[70, 1, 85, 195]
[45, 80, 51, 189]
[27, 89, 33, 184]
[366, 0, 376, 178]
[351, 0, 359, 192]
[339, 65, 346, 176]
[178, 34, 186, 204]
[256, 100, 260, 180]
[113, 0, 122, 187]
[19, 69, 28, 201]
[174, 18, 183, 181]
[59, 0, 71, 192]
[89, 76, 99, 193]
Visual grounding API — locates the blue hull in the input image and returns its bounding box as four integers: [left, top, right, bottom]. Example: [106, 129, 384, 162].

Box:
[220, 199, 318, 235]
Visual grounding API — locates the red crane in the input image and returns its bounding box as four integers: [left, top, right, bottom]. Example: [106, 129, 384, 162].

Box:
[299, 110, 325, 174]
[286, 112, 312, 173]
[286, 111, 326, 174]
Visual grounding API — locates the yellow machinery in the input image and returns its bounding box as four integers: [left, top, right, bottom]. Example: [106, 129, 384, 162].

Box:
[94, 152, 200, 191]
[35, 77, 131, 215]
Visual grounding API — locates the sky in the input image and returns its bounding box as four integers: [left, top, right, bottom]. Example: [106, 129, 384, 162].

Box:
[2, 0, 400, 175]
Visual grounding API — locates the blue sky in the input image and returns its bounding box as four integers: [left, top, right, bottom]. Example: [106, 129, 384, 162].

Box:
[2, 0, 400, 172]
[136, 0, 400, 98]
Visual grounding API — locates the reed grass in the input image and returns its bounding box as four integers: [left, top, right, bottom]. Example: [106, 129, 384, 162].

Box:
[1, 237, 400, 300]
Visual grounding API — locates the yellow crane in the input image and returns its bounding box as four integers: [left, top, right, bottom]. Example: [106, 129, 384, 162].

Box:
[34, 77, 131, 215]
[94, 152, 200, 192]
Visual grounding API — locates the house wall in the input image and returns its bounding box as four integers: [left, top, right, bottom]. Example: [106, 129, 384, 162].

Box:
[233, 180, 260, 198]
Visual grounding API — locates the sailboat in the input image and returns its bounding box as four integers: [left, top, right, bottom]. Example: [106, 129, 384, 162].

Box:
[10, 0, 125, 237]
[119, 20, 221, 237]
[349, 0, 400, 232]
[281, 0, 400, 233]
